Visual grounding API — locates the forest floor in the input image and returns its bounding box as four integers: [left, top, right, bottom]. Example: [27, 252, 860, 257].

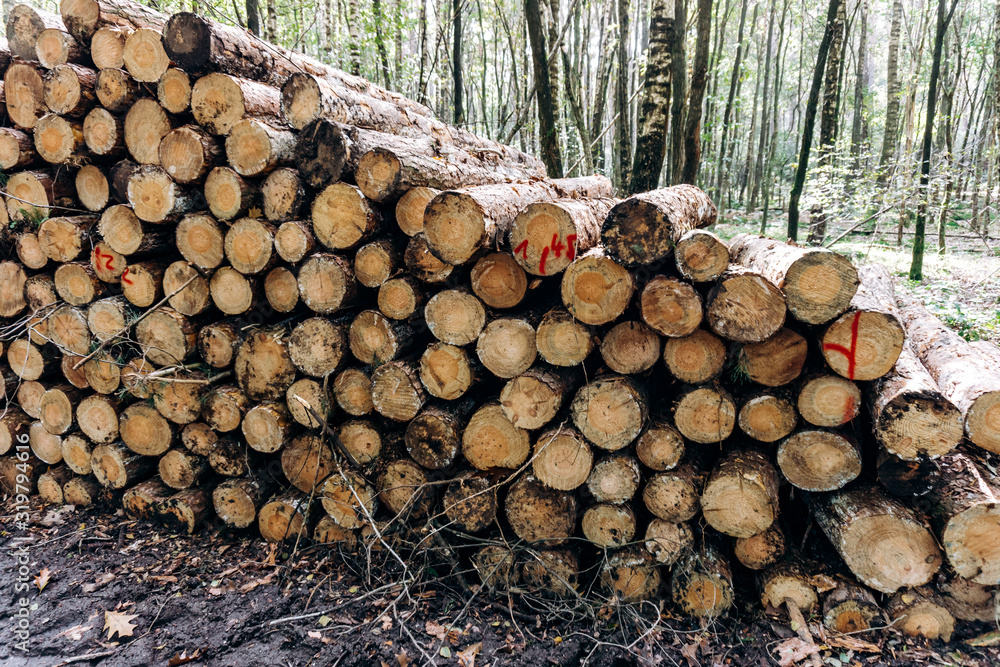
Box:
[2, 217, 1000, 667]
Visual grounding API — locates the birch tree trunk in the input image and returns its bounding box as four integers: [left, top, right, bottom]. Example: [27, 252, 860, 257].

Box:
[629, 0, 673, 193]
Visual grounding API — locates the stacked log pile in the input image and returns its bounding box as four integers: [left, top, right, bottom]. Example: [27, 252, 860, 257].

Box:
[1, 1, 998, 640]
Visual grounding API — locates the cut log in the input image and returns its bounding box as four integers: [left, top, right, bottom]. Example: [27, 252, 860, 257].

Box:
[925, 450, 1000, 585]
[442, 472, 497, 533]
[777, 429, 862, 492]
[898, 301, 1000, 454]
[378, 458, 433, 519]
[60, 0, 170, 46]
[0, 449, 43, 495]
[333, 367, 374, 416]
[159, 125, 223, 183]
[531, 427, 593, 491]
[196, 318, 242, 368]
[167, 260, 215, 316]
[286, 378, 332, 429]
[706, 267, 787, 343]
[534, 308, 597, 367]
[601, 321, 661, 374]
[191, 72, 282, 135]
[505, 474, 576, 545]
[224, 217, 276, 274]
[201, 384, 248, 432]
[120, 357, 156, 398]
[470, 252, 528, 309]
[135, 306, 197, 365]
[274, 220, 315, 264]
[206, 257, 257, 313]
[258, 490, 311, 541]
[127, 164, 204, 223]
[54, 261, 106, 305]
[521, 549, 580, 597]
[310, 182, 379, 251]
[37, 467, 68, 506]
[396, 186, 438, 236]
[403, 233, 454, 283]
[122, 476, 172, 518]
[570, 374, 648, 451]
[16, 233, 49, 270]
[887, 589, 955, 642]
[499, 365, 576, 430]
[312, 516, 358, 548]
[226, 118, 295, 177]
[822, 581, 883, 634]
[91, 26, 129, 70]
[937, 572, 1000, 622]
[320, 469, 377, 529]
[734, 524, 787, 570]
[95, 67, 140, 113]
[120, 260, 165, 307]
[601, 185, 718, 267]
[811, 485, 943, 593]
[24, 272, 58, 312]
[242, 400, 293, 453]
[91, 441, 156, 488]
[349, 310, 412, 366]
[76, 165, 109, 211]
[0, 127, 37, 169]
[702, 448, 779, 537]
[124, 98, 172, 164]
[7, 169, 75, 221]
[405, 402, 474, 469]
[158, 487, 212, 534]
[37, 215, 95, 262]
[583, 502, 636, 548]
[729, 234, 859, 324]
[261, 167, 305, 222]
[424, 176, 611, 265]
[63, 475, 102, 507]
[639, 275, 703, 338]
[508, 198, 614, 276]
[586, 454, 641, 504]
[119, 402, 175, 455]
[7, 339, 58, 381]
[462, 400, 531, 469]
[425, 290, 487, 346]
[352, 239, 401, 291]
[212, 476, 275, 528]
[335, 419, 381, 464]
[61, 352, 92, 389]
[869, 345, 964, 460]
[296, 253, 358, 314]
[477, 316, 537, 379]
[158, 447, 209, 489]
[234, 326, 297, 400]
[5, 62, 46, 130]
[635, 420, 685, 471]
[204, 166, 259, 221]
[673, 383, 737, 444]
[122, 27, 170, 82]
[157, 67, 191, 113]
[18, 381, 47, 420]
[7, 5, 64, 61]
[0, 409, 32, 457]
[472, 546, 519, 588]
[39, 385, 82, 435]
[419, 343, 477, 400]
[174, 213, 224, 270]
[33, 113, 86, 164]
[281, 432, 335, 493]
[736, 327, 808, 387]
[759, 561, 819, 613]
[644, 519, 694, 565]
[560, 247, 635, 325]
[821, 265, 906, 381]
[797, 373, 861, 428]
[675, 229, 730, 282]
[76, 394, 121, 444]
[371, 360, 426, 422]
[48, 305, 93, 355]
[877, 448, 942, 498]
[286, 316, 348, 378]
[671, 544, 734, 618]
[82, 352, 120, 395]
[738, 390, 799, 443]
[642, 459, 705, 523]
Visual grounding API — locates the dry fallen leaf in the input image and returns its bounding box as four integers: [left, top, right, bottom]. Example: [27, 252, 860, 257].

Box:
[680, 641, 700, 667]
[396, 651, 409, 667]
[457, 641, 482, 667]
[35, 567, 51, 591]
[425, 620, 448, 641]
[54, 624, 92, 641]
[966, 630, 1000, 647]
[103, 611, 138, 640]
[826, 634, 882, 653]
[82, 572, 115, 593]
[775, 637, 818, 667]
[168, 648, 203, 665]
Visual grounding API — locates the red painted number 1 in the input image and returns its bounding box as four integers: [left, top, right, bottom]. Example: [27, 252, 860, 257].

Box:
[514, 234, 578, 275]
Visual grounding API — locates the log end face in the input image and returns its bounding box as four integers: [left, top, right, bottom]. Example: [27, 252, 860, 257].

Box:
[355, 149, 401, 202]
[842, 514, 943, 594]
[943, 503, 1000, 585]
[822, 310, 905, 381]
[163, 12, 211, 72]
[878, 394, 963, 459]
[966, 392, 1000, 455]
[280, 73, 321, 131]
[785, 251, 860, 325]
[424, 192, 484, 265]
[601, 199, 671, 268]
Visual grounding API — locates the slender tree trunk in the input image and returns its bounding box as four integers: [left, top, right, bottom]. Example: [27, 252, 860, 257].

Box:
[742, 36, 761, 205]
[750, 0, 777, 210]
[629, 0, 675, 193]
[910, 0, 959, 280]
[454, 0, 465, 124]
[347, 0, 362, 76]
[787, 0, 842, 242]
[266, 0, 276, 41]
[614, 0, 632, 189]
[418, 0, 430, 104]
[714, 0, 750, 202]
[246, 0, 260, 36]
[563, 49, 595, 175]
[704, 0, 733, 177]
[760, 0, 790, 234]
[668, 0, 687, 183]
[680, 0, 713, 185]
[878, 0, 903, 185]
[526, 0, 564, 176]
[850, 0, 868, 168]
[819, 0, 845, 160]
[373, 0, 393, 88]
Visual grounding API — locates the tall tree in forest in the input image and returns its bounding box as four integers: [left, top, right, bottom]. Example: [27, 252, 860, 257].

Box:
[629, 0, 675, 193]
[347, 0, 362, 76]
[680, 0, 714, 184]
[910, 0, 960, 280]
[373, 0, 394, 88]
[750, 0, 777, 211]
[787, 0, 842, 242]
[527, 0, 564, 175]
[266, 0, 276, 41]
[878, 0, 903, 185]
[454, 0, 465, 125]
[591, 3, 614, 171]
[614, 0, 632, 189]
[819, 0, 845, 158]
[714, 0, 750, 202]
[668, 0, 687, 183]
[246, 0, 260, 36]
[850, 0, 869, 167]
[760, 0, 790, 233]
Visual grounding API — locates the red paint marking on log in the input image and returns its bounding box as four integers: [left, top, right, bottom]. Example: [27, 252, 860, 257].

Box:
[93, 246, 115, 273]
[514, 240, 529, 259]
[539, 246, 550, 275]
[121, 267, 133, 286]
[823, 311, 862, 380]
[842, 395, 855, 425]
[565, 234, 577, 261]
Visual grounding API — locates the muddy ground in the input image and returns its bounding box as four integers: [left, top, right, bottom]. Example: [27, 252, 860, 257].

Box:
[1, 500, 998, 667]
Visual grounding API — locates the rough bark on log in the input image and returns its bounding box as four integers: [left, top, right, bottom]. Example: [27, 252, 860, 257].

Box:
[261, 168, 305, 222]
[876, 447, 942, 498]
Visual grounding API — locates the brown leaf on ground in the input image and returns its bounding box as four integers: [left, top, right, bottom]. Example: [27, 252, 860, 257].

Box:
[457, 641, 482, 667]
[775, 637, 819, 667]
[396, 651, 409, 667]
[103, 611, 138, 640]
[82, 572, 115, 593]
[966, 630, 1000, 647]
[680, 641, 700, 667]
[827, 634, 882, 653]
[167, 648, 203, 665]
[54, 624, 92, 641]
[425, 620, 448, 640]
[35, 567, 51, 591]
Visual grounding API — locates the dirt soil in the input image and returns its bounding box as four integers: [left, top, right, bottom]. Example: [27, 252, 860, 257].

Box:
[1, 500, 998, 667]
